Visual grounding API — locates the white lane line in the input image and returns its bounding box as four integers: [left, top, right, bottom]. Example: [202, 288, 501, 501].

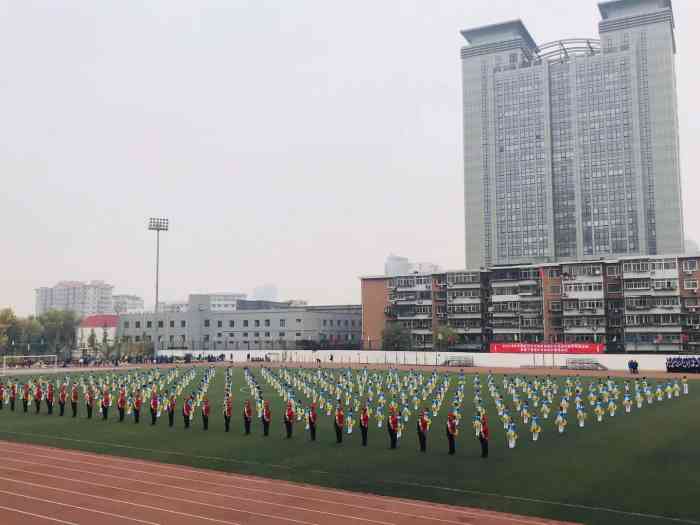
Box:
[0, 476, 242, 525]
[0, 488, 160, 525]
[0, 503, 80, 525]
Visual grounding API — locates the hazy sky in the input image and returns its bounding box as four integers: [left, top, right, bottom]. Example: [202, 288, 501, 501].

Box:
[1, 0, 698, 316]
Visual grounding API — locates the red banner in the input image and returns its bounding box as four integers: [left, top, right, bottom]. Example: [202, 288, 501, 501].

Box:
[490, 343, 605, 354]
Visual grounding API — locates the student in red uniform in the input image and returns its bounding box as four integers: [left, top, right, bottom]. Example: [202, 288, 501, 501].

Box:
[308, 402, 317, 441]
[133, 390, 143, 424]
[360, 404, 369, 447]
[284, 401, 295, 439]
[46, 383, 54, 415]
[58, 384, 67, 417]
[183, 395, 193, 429]
[33, 382, 42, 414]
[101, 387, 111, 420]
[334, 402, 344, 444]
[85, 386, 95, 419]
[117, 387, 127, 422]
[150, 391, 158, 425]
[242, 399, 251, 435]
[446, 412, 458, 455]
[201, 396, 210, 430]
[222, 394, 232, 432]
[0, 382, 4, 411]
[167, 392, 177, 427]
[70, 383, 79, 417]
[388, 408, 399, 449]
[10, 382, 17, 412]
[262, 400, 271, 436]
[22, 383, 31, 413]
[479, 413, 489, 458]
[417, 408, 429, 452]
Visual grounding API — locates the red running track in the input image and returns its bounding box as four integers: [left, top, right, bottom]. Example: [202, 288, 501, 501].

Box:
[0, 440, 577, 525]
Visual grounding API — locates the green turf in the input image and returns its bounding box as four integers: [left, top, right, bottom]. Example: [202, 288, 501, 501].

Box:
[0, 366, 698, 525]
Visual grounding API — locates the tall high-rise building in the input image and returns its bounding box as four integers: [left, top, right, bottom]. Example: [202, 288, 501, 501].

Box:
[35, 281, 114, 317]
[461, 0, 683, 268]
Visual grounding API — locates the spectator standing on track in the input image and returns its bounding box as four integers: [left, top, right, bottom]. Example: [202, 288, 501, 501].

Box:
[334, 402, 344, 443]
[479, 413, 489, 458]
[360, 404, 369, 446]
[262, 400, 271, 436]
[201, 395, 210, 430]
[446, 412, 458, 455]
[242, 399, 252, 434]
[70, 382, 79, 417]
[308, 402, 317, 441]
[284, 401, 295, 439]
[417, 408, 429, 452]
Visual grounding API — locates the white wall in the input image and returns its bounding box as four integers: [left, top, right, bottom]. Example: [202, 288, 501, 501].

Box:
[154, 349, 698, 372]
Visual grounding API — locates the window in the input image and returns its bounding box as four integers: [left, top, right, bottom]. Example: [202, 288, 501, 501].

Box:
[344, 320, 349, 327]
[243, 320, 249, 327]
[323, 320, 327, 327]
[683, 260, 698, 272]
[181, 320, 186, 328]
[254, 332, 260, 337]
[296, 318, 302, 324]
[264, 319, 270, 327]
[169, 335, 174, 343]
[158, 320, 164, 328]
[204, 335, 210, 342]
[295, 332, 302, 337]
[146, 321, 152, 328]
[243, 332, 248, 338]
[279, 332, 285, 337]
[684, 280, 698, 290]
[217, 320, 223, 328]
[135, 321, 141, 329]
[608, 283, 621, 293]
[229, 333, 235, 338]
[169, 320, 175, 328]
[264, 332, 270, 338]
[607, 265, 619, 276]
[280, 319, 286, 328]
[204, 320, 210, 328]
[329, 320, 334, 327]
[124, 321, 130, 329]
[229, 320, 235, 328]
[549, 285, 561, 294]
[135, 335, 141, 342]
[550, 301, 562, 312]
[217, 333, 222, 338]
[254, 320, 260, 328]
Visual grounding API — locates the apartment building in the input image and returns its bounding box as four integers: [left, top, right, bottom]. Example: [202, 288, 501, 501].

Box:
[35, 281, 114, 317]
[361, 253, 700, 352]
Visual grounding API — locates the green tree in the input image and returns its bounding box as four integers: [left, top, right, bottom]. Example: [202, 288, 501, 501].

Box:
[40, 310, 80, 360]
[434, 325, 458, 351]
[0, 308, 17, 350]
[87, 329, 97, 358]
[381, 323, 411, 351]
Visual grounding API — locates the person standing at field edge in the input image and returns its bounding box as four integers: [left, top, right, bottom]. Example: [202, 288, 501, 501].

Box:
[446, 412, 457, 455]
[479, 413, 489, 458]
[262, 400, 271, 436]
[70, 382, 79, 417]
[242, 398, 251, 434]
[334, 402, 344, 443]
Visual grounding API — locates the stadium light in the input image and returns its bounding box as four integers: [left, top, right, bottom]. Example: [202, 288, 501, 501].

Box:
[147, 217, 169, 313]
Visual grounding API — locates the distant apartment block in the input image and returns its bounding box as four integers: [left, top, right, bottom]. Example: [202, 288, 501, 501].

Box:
[462, 0, 684, 267]
[384, 254, 441, 277]
[362, 253, 700, 352]
[112, 294, 145, 314]
[35, 281, 114, 317]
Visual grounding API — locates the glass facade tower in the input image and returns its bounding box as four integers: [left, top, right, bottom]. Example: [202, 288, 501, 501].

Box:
[462, 0, 683, 268]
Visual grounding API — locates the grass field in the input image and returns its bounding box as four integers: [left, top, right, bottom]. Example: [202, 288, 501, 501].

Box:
[0, 365, 698, 525]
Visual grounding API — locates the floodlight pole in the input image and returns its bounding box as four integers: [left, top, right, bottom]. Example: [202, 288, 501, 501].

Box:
[148, 218, 169, 314]
[155, 229, 160, 313]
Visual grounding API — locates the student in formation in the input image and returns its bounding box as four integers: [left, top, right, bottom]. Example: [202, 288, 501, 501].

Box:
[446, 412, 458, 455]
[242, 399, 252, 435]
[133, 390, 143, 424]
[150, 390, 159, 425]
[46, 383, 54, 415]
[85, 385, 95, 419]
[284, 401, 295, 439]
[70, 383, 79, 417]
[334, 402, 345, 443]
[58, 383, 67, 416]
[388, 408, 399, 450]
[101, 386, 111, 420]
[262, 400, 271, 436]
[201, 395, 210, 430]
[117, 386, 127, 422]
[417, 408, 429, 452]
[0, 382, 4, 411]
[22, 382, 30, 413]
[682, 376, 689, 395]
[360, 404, 369, 447]
[167, 391, 177, 427]
[506, 422, 518, 449]
[308, 402, 317, 441]
[10, 382, 17, 412]
[222, 394, 232, 432]
[183, 394, 193, 429]
[33, 382, 42, 414]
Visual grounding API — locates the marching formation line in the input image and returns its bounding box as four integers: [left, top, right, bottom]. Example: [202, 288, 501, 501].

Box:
[0, 440, 578, 525]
